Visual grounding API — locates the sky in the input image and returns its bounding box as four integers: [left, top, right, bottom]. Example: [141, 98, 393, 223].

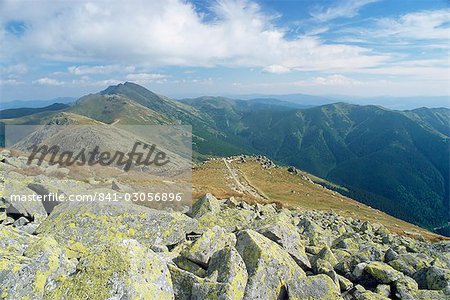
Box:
[0, 0, 449, 102]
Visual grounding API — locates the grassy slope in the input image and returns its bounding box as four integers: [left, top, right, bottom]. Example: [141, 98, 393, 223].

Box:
[193, 159, 448, 242]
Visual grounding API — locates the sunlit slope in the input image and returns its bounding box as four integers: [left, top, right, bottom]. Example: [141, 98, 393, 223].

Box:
[193, 158, 448, 242]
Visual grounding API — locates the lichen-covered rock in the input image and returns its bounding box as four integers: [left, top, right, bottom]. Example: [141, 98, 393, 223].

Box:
[189, 193, 221, 218]
[364, 261, 402, 284]
[0, 232, 74, 300]
[338, 274, 353, 292]
[312, 246, 342, 286]
[374, 284, 391, 298]
[235, 229, 307, 299]
[332, 234, 360, 253]
[392, 275, 418, 299]
[196, 208, 256, 232]
[173, 256, 206, 277]
[36, 200, 197, 254]
[293, 274, 342, 300]
[206, 246, 248, 300]
[417, 266, 450, 294]
[2, 171, 47, 223]
[388, 253, 431, 276]
[254, 202, 277, 216]
[168, 265, 198, 300]
[182, 226, 236, 267]
[0, 198, 6, 222]
[256, 221, 311, 270]
[49, 239, 174, 300]
[350, 284, 390, 300]
[169, 264, 231, 300]
[0, 224, 35, 255]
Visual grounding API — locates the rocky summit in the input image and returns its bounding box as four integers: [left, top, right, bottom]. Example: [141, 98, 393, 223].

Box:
[0, 195, 449, 299]
[1, 150, 450, 299]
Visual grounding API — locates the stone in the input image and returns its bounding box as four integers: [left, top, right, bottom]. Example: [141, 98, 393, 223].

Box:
[2, 171, 48, 222]
[364, 261, 403, 284]
[421, 266, 450, 294]
[235, 229, 306, 299]
[36, 200, 198, 254]
[173, 256, 206, 277]
[196, 208, 256, 232]
[374, 284, 391, 298]
[206, 246, 248, 300]
[49, 239, 174, 299]
[293, 274, 341, 300]
[13, 216, 30, 228]
[0, 232, 75, 300]
[338, 274, 353, 292]
[256, 221, 311, 270]
[189, 193, 221, 218]
[312, 246, 339, 273]
[388, 253, 431, 276]
[0, 198, 6, 222]
[393, 275, 418, 300]
[182, 226, 236, 267]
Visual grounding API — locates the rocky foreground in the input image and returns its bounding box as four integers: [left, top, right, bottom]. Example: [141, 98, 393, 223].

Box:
[1, 150, 450, 299]
[0, 191, 448, 300]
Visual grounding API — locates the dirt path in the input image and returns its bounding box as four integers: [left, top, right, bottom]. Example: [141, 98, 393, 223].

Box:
[222, 158, 268, 200]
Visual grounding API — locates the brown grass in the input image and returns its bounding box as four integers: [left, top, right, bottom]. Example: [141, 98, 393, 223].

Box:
[193, 159, 449, 242]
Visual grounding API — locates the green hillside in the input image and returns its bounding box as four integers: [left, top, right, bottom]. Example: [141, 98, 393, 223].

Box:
[2, 83, 448, 235]
[186, 99, 450, 232]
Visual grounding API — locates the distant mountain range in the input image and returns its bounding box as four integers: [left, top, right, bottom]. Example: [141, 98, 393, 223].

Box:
[1, 82, 449, 235]
[0, 103, 70, 119]
[232, 94, 450, 110]
[1, 97, 75, 110]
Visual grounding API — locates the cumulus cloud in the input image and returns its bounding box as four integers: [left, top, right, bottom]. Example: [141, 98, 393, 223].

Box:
[0, 0, 387, 73]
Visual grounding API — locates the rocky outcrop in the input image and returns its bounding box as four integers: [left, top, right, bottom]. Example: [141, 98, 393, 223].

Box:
[0, 183, 449, 299]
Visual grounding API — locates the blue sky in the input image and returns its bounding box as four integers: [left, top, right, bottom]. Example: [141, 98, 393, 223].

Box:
[0, 0, 449, 101]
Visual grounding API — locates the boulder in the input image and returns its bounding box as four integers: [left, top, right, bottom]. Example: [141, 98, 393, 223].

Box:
[189, 194, 221, 218]
[364, 261, 403, 284]
[196, 208, 256, 232]
[388, 253, 431, 276]
[0, 231, 74, 300]
[49, 239, 174, 299]
[235, 229, 307, 299]
[182, 226, 236, 267]
[206, 246, 248, 300]
[256, 221, 311, 270]
[36, 200, 197, 254]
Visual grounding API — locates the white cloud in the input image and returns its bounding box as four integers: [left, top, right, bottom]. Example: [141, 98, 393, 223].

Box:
[310, 0, 379, 22]
[125, 73, 168, 84]
[1, 64, 28, 75]
[32, 77, 123, 87]
[68, 65, 135, 75]
[263, 64, 291, 74]
[342, 9, 450, 44]
[33, 77, 65, 86]
[0, 79, 24, 85]
[294, 74, 362, 86]
[373, 9, 450, 40]
[0, 0, 387, 73]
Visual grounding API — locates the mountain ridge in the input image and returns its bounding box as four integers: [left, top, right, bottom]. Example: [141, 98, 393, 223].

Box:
[1, 82, 449, 235]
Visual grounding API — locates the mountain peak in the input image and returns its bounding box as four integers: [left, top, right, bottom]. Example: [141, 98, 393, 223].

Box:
[100, 81, 152, 96]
